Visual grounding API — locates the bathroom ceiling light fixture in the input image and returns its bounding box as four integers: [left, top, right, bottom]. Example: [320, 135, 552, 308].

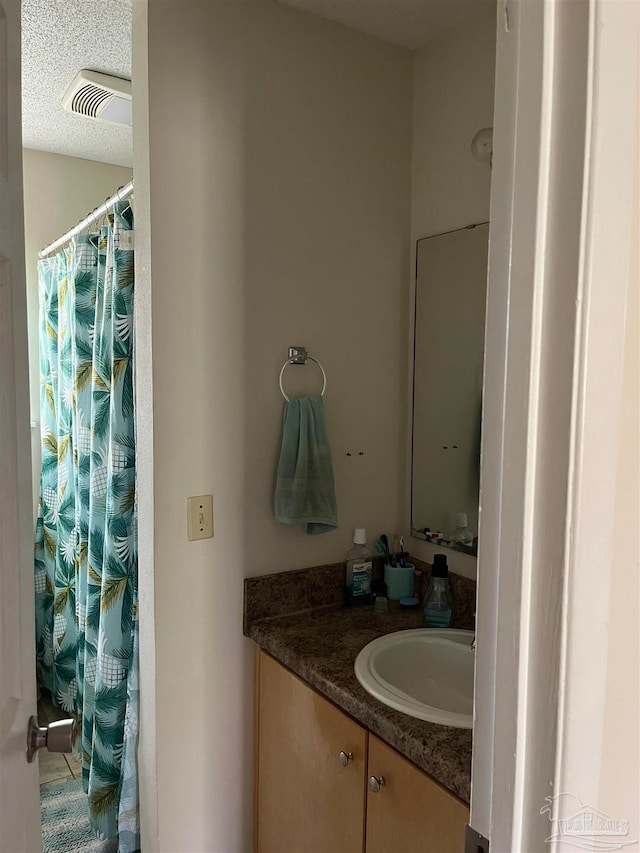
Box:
[471, 127, 493, 167]
[62, 70, 132, 127]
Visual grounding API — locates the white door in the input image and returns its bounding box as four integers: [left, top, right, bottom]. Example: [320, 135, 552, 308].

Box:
[0, 0, 42, 850]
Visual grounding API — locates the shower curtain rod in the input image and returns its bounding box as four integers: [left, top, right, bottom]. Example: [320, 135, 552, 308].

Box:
[38, 180, 134, 259]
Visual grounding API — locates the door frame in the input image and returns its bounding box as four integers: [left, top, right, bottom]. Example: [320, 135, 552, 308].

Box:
[0, 0, 42, 850]
[471, 0, 639, 849]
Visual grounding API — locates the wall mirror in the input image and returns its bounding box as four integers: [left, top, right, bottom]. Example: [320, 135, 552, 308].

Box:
[411, 222, 489, 556]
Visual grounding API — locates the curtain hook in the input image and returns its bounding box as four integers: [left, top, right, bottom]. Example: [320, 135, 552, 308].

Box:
[117, 185, 133, 218]
[85, 207, 98, 236]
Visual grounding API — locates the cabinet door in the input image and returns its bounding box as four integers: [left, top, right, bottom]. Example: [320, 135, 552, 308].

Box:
[257, 650, 367, 853]
[365, 735, 468, 853]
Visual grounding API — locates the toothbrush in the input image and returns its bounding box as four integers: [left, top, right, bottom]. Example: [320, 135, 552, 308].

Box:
[399, 536, 407, 568]
[380, 533, 394, 567]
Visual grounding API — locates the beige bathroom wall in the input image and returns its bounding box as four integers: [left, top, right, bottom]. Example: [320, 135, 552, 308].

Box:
[136, 1, 413, 849]
[411, 3, 496, 240]
[407, 4, 497, 578]
[22, 148, 132, 522]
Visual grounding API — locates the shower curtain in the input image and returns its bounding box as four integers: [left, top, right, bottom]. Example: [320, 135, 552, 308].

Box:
[34, 201, 139, 851]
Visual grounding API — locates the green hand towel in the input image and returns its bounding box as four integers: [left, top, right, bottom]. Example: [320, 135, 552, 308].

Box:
[275, 396, 338, 535]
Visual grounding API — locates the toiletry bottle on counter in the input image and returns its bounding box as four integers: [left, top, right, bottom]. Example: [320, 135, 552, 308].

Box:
[423, 554, 453, 627]
[345, 527, 373, 606]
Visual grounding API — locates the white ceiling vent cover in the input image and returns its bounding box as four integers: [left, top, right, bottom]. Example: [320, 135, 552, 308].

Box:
[62, 70, 132, 127]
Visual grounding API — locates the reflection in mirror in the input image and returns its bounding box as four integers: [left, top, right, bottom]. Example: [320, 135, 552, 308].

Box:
[411, 223, 489, 557]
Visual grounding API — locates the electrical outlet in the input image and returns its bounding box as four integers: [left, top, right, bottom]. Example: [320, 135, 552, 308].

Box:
[187, 495, 214, 541]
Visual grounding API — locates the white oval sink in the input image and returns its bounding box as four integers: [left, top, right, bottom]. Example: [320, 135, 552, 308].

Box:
[354, 629, 474, 729]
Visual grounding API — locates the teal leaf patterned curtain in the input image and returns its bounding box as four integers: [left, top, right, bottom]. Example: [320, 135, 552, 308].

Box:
[34, 201, 139, 851]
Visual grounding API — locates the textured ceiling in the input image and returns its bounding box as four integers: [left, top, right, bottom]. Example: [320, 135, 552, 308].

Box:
[22, 0, 132, 167]
[21, 0, 485, 167]
[278, 0, 489, 49]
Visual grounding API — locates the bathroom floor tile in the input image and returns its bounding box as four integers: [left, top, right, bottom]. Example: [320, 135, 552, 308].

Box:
[39, 751, 73, 785]
[65, 751, 83, 778]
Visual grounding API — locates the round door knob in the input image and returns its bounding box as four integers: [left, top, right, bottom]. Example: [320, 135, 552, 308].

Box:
[47, 718, 77, 754]
[26, 716, 77, 763]
[368, 775, 385, 793]
[338, 751, 354, 767]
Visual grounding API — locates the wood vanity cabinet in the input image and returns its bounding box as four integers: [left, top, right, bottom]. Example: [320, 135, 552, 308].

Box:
[256, 649, 367, 853]
[365, 735, 468, 853]
[255, 650, 468, 853]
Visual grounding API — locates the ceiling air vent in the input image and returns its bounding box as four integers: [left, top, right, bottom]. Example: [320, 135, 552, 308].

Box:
[62, 70, 132, 127]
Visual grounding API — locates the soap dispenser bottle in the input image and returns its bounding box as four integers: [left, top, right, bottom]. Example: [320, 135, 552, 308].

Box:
[344, 527, 373, 606]
[423, 554, 453, 628]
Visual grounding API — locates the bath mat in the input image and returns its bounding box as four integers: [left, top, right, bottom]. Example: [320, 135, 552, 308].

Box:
[40, 778, 117, 853]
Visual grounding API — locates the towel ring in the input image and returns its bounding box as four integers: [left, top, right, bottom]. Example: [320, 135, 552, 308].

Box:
[279, 353, 327, 402]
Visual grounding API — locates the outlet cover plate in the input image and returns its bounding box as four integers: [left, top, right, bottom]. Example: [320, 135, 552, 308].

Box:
[187, 494, 214, 541]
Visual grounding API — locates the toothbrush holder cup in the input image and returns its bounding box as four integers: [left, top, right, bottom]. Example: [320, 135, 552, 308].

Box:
[383, 563, 415, 601]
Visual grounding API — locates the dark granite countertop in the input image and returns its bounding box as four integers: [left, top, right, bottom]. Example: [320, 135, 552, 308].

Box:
[249, 605, 473, 803]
